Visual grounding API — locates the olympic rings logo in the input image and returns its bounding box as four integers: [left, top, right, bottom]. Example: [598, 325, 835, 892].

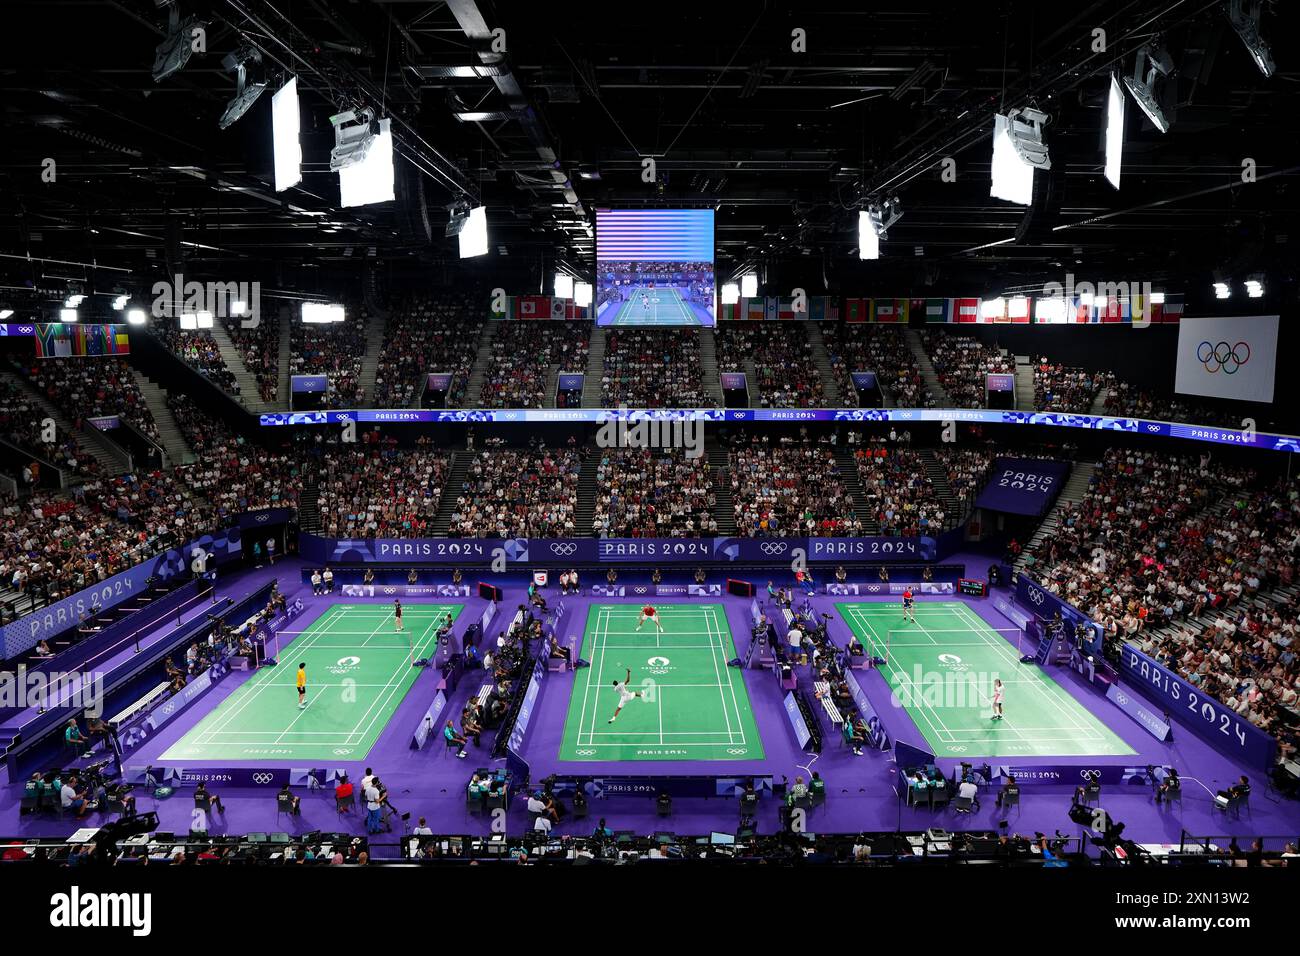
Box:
[1028, 587, 1046, 605]
[760, 542, 789, 555]
[1197, 340, 1250, 374]
[1080, 769, 1102, 781]
[550, 542, 578, 556]
[726, 748, 748, 755]
[252, 773, 274, 785]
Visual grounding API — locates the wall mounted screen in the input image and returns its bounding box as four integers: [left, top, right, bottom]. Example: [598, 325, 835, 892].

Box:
[595, 209, 715, 326]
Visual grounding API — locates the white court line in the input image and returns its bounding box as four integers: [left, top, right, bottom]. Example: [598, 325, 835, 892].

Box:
[707, 605, 747, 747]
[703, 605, 737, 745]
[344, 608, 447, 745]
[849, 607, 954, 744]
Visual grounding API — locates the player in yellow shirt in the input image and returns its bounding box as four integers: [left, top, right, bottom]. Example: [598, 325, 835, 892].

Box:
[296, 662, 307, 710]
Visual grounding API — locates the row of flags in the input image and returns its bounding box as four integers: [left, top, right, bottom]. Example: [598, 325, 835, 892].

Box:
[34, 323, 131, 358]
[492, 292, 1187, 324]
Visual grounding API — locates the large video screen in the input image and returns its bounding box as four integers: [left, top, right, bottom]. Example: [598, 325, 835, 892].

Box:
[595, 209, 715, 326]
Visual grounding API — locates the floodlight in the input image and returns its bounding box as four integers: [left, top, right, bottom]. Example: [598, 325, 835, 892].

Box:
[338, 117, 394, 207]
[721, 283, 740, 305]
[218, 45, 267, 129]
[554, 273, 574, 299]
[60, 308, 79, 323]
[272, 77, 303, 191]
[0, 309, 13, 319]
[458, 206, 488, 258]
[301, 302, 346, 323]
[126, 309, 148, 326]
[152, 5, 208, 83]
[179, 312, 198, 330]
[574, 282, 593, 308]
[196, 310, 214, 328]
[740, 274, 758, 298]
[990, 113, 1035, 205]
[330, 108, 378, 172]
[980, 297, 1006, 319]
[1245, 277, 1264, 298]
[1226, 0, 1275, 78]
[1104, 73, 1125, 189]
[1122, 43, 1174, 134]
[1150, 292, 1166, 305]
[1035, 297, 1066, 322]
[445, 200, 472, 238]
[1213, 282, 1231, 299]
[112, 294, 130, 310]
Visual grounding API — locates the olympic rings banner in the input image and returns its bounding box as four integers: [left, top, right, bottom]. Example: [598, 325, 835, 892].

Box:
[297, 534, 937, 565]
[1175, 314, 1279, 404]
[258, 405, 1300, 454]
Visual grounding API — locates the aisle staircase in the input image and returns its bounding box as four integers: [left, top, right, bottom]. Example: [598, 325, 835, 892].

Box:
[0, 368, 128, 475]
[806, 322, 841, 405]
[575, 450, 600, 534]
[130, 369, 193, 465]
[462, 323, 498, 407]
[297, 472, 321, 533]
[917, 448, 963, 530]
[430, 451, 469, 534]
[904, 328, 951, 406]
[210, 321, 271, 412]
[708, 441, 737, 535]
[1013, 355, 1035, 410]
[1013, 461, 1097, 576]
[698, 328, 725, 405]
[581, 328, 605, 407]
[833, 444, 867, 532]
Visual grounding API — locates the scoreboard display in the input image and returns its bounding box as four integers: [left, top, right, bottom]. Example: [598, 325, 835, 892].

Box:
[957, 578, 988, 597]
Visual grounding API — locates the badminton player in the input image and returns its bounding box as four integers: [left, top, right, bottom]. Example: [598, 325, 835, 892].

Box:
[992, 678, 1004, 720]
[901, 587, 915, 623]
[635, 603, 664, 634]
[607, 668, 643, 723]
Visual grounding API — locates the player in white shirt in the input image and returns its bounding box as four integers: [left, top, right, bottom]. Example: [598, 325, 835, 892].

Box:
[607, 668, 643, 723]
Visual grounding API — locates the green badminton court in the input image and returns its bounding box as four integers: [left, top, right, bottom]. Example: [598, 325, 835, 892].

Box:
[837, 601, 1135, 759]
[604, 284, 703, 325]
[160, 603, 461, 762]
[559, 603, 763, 762]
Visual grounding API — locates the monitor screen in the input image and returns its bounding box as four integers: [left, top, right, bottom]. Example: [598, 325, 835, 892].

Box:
[595, 209, 715, 326]
[709, 831, 735, 846]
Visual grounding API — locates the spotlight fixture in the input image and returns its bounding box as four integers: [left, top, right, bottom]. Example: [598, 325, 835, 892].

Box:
[721, 283, 740, 305]
[329, 108, 379, 172]
[1103, 73, 1125, 189]
[0, 309, 14, 320]
[859, 197, 903, 260]
[218, 45, 268, 129]
[64, 293, 85, 308]
[112, 294, 130, 310]
[990, 109, 1050, 205]
[445, 200, 472, 238]
[458, 206, 488, 259]
[740, 274, 758, 298]
[554, 273, 574, 300]
[60, 308, 79, 323]
[126, 308, 148, 326]
[1122, 42, 1175, 134]
[1226, 0, 1275, 78]
[301, 302, 346, 324]
[1213, 281, 1232, 299]
[152, 3, 208, 83]
[1245, 276, 1265, 298]
[574, 282, 593, 308]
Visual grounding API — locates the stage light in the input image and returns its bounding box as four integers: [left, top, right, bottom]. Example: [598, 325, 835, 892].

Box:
[329, 108, 378, 172]
[980, 297, 1006, 319]
[338, 117, 394, 208]
[272, 77, 303, 191]
[721, 283, 740, 305]
[990, 109, 1050, 205]
[574, 282, 593, 308]
[179, 312, 198, 330]
[1213, 282, 1231, 299]
[1245, 277, 1264, 298]
[126, 308, 148, 326]
[1122, 43, 1174, 133]
[152, 5, 207, 83]
[458, 206, 488, 258]
[196, 310, 214, 328]
[1035, 297, 1067, 323]
[1226, 0, 1275, 78]
[231, 300, 247, 316]
[112, 294, 130, 310]
[445, 200, 471, 238]
[0, 309, 14, 319]
[740, 274, 758, 298]
[1104, 73, 1125, 189]
[554, 273, 574, 300]
[60, 308, 79, 323]
[301, 302, 346, 324]
[1008, 296, 1029, 320]
[858, 210, 879, 260]
[218, 45, 267, 129]
[64, 294, 85, 308]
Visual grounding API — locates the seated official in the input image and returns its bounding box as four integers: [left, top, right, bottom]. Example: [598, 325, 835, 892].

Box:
[461, 707, 482, 746]
[957, 778, 980, 809]
[278, 783, 301, 814]
[527, 791, 558, 823]
[843, 714, 866, 756]
[786, 776, 809, 806]
[443, 719, 469, 758]
[995, 775, 1019, 808]
[548, 635, 572, 663]
[335, 776, 355, 806]
[194, 780, 225, 814]
[1216, 775, 1250, 806]
[60, 775, 90, 818]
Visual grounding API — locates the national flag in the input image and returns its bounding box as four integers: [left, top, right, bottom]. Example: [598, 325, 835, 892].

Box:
[517, 295, 547, 318]
[844, 298, 869, 323]
[924, 298, 954, 323]
[954, 298, 980, 323]
[549, 296, 567, 319]
[872, 298, 908, 323]
[777, 297, 797, 320]
[765, 297, 780, 321]
[719, 302, 739, 321]
[743, 297, 766, 321]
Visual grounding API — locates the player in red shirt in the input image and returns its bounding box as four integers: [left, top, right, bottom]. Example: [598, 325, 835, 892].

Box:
[635, 603, 664, 634]
[901, 588, 915, 623]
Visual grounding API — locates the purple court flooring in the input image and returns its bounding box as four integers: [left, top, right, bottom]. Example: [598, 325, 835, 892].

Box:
[4, 554, 1298, 858]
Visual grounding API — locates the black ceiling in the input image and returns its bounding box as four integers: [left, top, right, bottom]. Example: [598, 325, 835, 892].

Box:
[1, 0, 1295, 309]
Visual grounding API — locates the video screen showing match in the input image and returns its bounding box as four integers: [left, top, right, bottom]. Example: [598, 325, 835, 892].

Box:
[595, 209, 715, 326]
